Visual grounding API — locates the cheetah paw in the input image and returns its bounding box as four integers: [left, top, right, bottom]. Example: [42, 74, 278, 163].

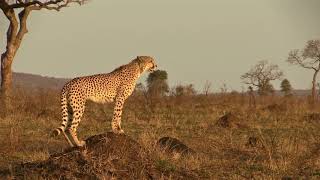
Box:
[77, 140, 86, 147]
[118, 129, 124, 134]
[112, 129, 125, 135]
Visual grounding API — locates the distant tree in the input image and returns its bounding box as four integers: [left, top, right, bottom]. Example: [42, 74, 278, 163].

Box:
[203, 80, 212, 96]
[186, 84, 196, 95]
[259, 82, 275, 95]
[175, 84, 196, 97]
[280, 79, 293, 96]
[287, 39, 320, 103]
[0, 0, 88, 110]
[133, 82, 145, 95]
[220, 83, 228, 94]
[241, 60, 283, 96]
[175, 85, 184, 97]
[146, 70, 169, 97]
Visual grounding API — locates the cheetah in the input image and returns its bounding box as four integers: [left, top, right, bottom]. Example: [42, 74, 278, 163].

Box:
[52, 56, 157, 147]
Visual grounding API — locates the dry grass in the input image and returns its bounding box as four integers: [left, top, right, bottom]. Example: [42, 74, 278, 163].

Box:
[0, 88, 320, 179]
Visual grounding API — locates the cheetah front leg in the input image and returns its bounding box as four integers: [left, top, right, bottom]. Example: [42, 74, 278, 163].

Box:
[111, 97, 125, 134]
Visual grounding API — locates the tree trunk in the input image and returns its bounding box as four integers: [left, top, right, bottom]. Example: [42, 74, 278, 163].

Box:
[0, 8, 30, 116]
[0, 50, 15, 116]
[1, 53, 14, 96]
[311, 70, 319, 104]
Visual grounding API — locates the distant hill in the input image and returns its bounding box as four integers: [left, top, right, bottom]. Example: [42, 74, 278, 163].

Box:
[273, 89, 310, 97]
[291, 89, 311, 96]
[0, 72, 313, 96]
[0, 72, 70, 90]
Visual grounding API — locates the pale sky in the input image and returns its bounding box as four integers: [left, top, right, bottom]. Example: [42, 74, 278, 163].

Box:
[1, 0, 320, 92]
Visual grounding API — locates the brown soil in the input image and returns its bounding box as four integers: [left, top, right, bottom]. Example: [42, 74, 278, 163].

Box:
[2, 132, 195, 179]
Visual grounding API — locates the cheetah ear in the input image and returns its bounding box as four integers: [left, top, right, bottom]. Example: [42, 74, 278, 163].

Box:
[136, 56, 145, 72]
[136, 56, 144, 63]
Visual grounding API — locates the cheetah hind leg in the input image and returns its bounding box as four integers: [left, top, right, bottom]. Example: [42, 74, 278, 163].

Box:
[111, 97, 125, 135]
[117, 123, 124, 134]
[61, 130, 75, 147]
[65, 129, 86, 147]
[111, 121, 124, 134]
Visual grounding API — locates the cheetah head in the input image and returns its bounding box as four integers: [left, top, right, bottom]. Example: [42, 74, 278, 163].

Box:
[136, 56, 157, 73]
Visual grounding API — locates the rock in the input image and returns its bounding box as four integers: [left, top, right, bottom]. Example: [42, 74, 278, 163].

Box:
[157, 137, 195, 156]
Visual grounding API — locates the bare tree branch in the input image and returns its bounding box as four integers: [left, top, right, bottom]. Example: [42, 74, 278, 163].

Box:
[288, 41, 320, 72]
[303, 40, 320, 60]
[8, 0, 62, 9]
[29, 0, 87, 11]
[1, 0, 88, 11]
[287, 39, 320, 103]
[287, 50, 317, 70]
[15, 7, 31, 46]
[0, 0, 9, 11]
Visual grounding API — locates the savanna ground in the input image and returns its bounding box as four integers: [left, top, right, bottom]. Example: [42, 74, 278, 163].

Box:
[0, 88, 320, 179]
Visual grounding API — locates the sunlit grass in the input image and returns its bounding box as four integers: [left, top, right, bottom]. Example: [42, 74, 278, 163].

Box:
[0, 89, 320, 179]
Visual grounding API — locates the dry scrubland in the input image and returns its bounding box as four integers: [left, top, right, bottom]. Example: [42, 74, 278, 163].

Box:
[0, 88, 320, 179]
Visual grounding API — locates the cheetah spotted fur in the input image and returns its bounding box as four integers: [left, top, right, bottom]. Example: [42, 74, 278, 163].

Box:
[52, 56, 157, 147]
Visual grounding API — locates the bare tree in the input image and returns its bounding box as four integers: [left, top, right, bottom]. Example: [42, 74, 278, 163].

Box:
[287, 39, 320, 103]
[0, 0, 88, 108]
[241, 60, 283, 96]
[202, 80, 212, 96]
[219, 83, 229, 94]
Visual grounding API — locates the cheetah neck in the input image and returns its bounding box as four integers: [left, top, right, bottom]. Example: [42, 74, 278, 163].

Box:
[135, 61, 145, 74]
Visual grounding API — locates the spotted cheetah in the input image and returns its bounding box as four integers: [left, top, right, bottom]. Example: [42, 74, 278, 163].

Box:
[52, 56, 157, 147]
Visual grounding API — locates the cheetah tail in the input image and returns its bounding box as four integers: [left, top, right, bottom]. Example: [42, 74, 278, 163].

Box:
[50, 127, 64, 137]
[51, 86, 69, 138]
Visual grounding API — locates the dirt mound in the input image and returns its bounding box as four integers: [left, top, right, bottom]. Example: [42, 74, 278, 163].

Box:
[262, 103, 287, 112]
[4, 133, 183, 179]
[305, 113, 320, 122]
[215, 112, 247, 129]
[245, 136, 264, 149]
[157, 137, 195, 156]
[293, 143, 320, 179]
